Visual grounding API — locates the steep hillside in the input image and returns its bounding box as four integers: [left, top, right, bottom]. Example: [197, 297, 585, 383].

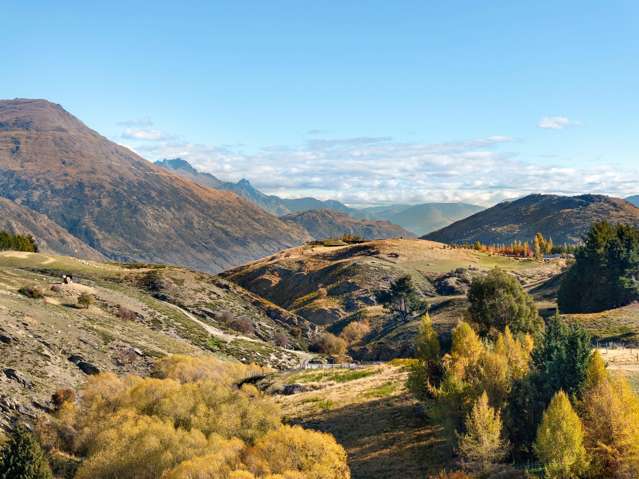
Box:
[156, 158, 353, 216]
[628, 195, 639, 207]
[355, 202, 484, 236]
[0, 250, 318, 427]
[281, 209, 413, 241]
[223, 239, 563, 358]
[424, 194, 639, 245]
[0, 197, 103, 260]
[0, 99, 309, 273]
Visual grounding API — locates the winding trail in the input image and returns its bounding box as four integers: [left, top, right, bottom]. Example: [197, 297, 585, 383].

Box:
[161, 301, 314, 366]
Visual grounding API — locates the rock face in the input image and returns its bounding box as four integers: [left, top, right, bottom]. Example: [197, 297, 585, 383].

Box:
[281, 209, 413, 241]
[0, 99, 310, 273]
[424, 194, 639, 245]
[0, 197, 104, 260]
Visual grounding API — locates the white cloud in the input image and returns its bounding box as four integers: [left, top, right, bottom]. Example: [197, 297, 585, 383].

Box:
[122, 128, 172, 141]
[123, 132, 639, 207]
[538, 116, 580, 129]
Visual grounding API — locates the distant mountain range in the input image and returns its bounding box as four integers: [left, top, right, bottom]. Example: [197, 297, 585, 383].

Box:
[424, 194, 639, 245]
[156, 158, 483, 236]
[628, 195, 639, 207]
[155, 158, 352, 216]
[352, 203, 484, 236]
[0, 99, 309, 273]
[281, 209, 413, 241]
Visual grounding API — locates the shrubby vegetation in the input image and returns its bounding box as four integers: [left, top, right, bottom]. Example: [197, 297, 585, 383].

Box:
[0, 426, 52, 479]
[559, 221, 639, 313]
[37, 355, 350, 479]
[311, 332, 347, 356]
[0, 231, 38, 253]
[410, 267, 639, 478]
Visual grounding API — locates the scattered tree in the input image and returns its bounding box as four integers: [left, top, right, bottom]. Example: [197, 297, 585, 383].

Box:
[376, 275, 423, 321]
[467, 268, 543, 337]
[534, 390, 588, 479]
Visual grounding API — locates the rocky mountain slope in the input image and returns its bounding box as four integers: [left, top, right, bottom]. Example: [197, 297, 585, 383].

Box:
[281, 209, 413, 240]
[424, 194, 639, 245]
[156, 158, 353, 216]
[0, 197, 103, 260]
[0, 99, 310, 273]
[354, 202, 483, 236]
[0, 250, 316, 428]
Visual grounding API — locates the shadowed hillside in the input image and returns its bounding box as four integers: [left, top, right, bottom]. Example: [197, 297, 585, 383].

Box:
[281, 209, 413, 241]
[0, 197, 103, 260]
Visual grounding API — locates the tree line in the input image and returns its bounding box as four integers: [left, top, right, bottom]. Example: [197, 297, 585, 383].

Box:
[0, 231, 38, 253]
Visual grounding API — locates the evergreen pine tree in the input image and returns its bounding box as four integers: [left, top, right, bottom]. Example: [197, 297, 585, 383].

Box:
[0, 425, 53, 479]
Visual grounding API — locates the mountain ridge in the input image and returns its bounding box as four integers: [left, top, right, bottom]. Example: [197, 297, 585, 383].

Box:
[155, 158, 353, 216]
[423, 193, 639, 245]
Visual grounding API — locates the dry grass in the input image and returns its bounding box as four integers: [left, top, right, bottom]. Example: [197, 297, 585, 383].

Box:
[275, 364, 449, 479]
[565, 303, 639, 345]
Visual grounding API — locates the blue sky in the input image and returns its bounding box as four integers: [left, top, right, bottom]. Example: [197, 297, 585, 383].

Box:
[2, 0, 638, 206]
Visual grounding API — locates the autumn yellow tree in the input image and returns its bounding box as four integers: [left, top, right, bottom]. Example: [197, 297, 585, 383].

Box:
[458, 391, 508, 473]
[581, 373, 639, 477]
[534, 390, 588, 479]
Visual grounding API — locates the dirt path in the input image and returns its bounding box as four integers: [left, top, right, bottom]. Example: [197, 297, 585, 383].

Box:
[162, 301, 314, 366]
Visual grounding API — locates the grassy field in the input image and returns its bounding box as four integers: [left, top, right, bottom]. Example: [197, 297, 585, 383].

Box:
[564, 303, 639, 345]
[274, 364, 450, 479]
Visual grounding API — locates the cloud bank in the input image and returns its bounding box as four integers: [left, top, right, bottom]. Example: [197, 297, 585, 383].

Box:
[118, 125, 638, 207]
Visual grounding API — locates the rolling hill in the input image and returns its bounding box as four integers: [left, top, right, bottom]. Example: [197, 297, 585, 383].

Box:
[222, 238, 563, 359]
[0, 99, 310, 273]
[281, 209, 413, 240]
[424, 194, 639, 245]
[0, 197, 103, 260]
[156, 158, 353, 216]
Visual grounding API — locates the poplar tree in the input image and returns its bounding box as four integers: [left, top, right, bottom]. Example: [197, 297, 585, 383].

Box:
[534, 390, 588, 479]
[458, 391, 508, 473]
